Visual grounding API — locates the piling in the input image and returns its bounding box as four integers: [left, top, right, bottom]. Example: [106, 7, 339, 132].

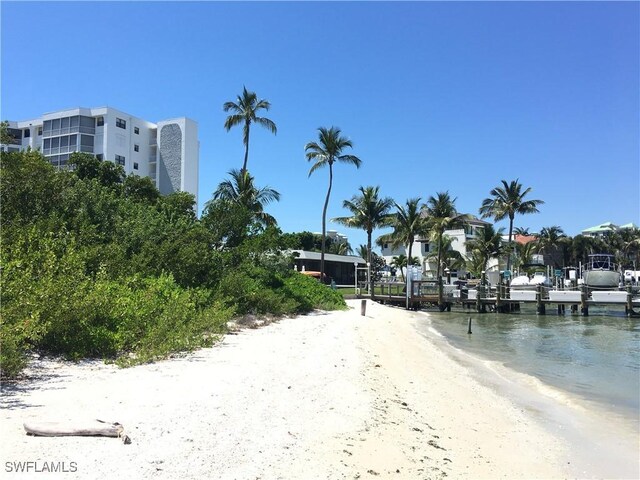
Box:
[361, 299, 367, 316]
[580, 285, 589, 316]
[536, 285, 546, 315]
[467, 317, 472, 334]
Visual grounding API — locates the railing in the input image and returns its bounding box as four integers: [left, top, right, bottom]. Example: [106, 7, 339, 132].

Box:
[43, 126, 95, 137]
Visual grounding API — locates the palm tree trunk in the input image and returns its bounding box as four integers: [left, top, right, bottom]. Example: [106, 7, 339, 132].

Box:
[242, 122, 250, 173]
[367, 229, 373, 298]
[406, 241, 413, 309]
[437, 234, 444, 306]
[506, 214, 514, 272]
[320, 162, 333, 282]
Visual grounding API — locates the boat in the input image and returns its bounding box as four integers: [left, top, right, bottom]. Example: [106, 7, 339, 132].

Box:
[510, 275, 531, 287]
[582, 254, 621, 288]
[529, 271, 552, 288]
[510, 271, 552, 289]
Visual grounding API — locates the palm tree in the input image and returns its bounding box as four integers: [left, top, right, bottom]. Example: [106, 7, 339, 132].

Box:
[333, 186, 394, 295]
[479, 179, 544, 271]
[513, 226, 531, 236]
[377, 198, 428, 308]
[356, 244, 368, 261]
[391, 254, 420, 281]
[223, 86, 277, 173]
[305, 126, 362, 281]
[535, 226, 566, 268]
[423, 192, 467, 281]
[425, 235, 466, 274]
[209, 168, 280, 227]
[466, 224, 505, 274]
[514, 241, 537, 274]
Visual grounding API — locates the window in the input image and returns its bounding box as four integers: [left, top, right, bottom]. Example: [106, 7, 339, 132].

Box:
[24, 129, 30, 138]
[38, 127, 42, 136]
[424, 243, 430, 253]
[134, 126, 139, 135]
[96, 116, 104, 127]
[133, 162, 139, 170]
[382, 243, 388, 249]
[115, 154, 125, 166]
[116, 118, 126, 129]
[96, 154, 104, 161]
[134, 144, 139, 152]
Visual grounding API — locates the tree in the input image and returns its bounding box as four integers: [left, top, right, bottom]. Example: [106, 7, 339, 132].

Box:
[513, 226, 531, 236]
[305, 126, 362, 282]
[423, 192, 467, 281]
[425, 235, 465, 274]
[123, 175, 160, 204]
[377, 198, 428, 307]
[466, 224, 504, 274]
[209, 168, 280, 228]
[390, 254, 419, 281]
[223, 86, 277, 173]
[479, 179, 544, 271]
[333, 186, 394, 295]
[69, 152, 125, 188]
[535, 226, 566, 267]
[1, 120, 14, 144]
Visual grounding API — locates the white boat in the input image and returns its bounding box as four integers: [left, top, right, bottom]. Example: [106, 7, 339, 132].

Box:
[510, 275, 531, 287]
[582, 254, 620, 288]
[511, 272, 552, 289]
[529, 271, 552, 288]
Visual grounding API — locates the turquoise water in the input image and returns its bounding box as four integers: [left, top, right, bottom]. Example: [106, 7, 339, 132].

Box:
[418, 307, 640, 421]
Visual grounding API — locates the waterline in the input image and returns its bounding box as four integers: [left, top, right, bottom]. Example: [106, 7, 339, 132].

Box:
[414, 308, 640, 479]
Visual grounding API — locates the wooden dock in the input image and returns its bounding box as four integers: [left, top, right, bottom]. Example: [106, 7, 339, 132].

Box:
[358, 280, 640, 317]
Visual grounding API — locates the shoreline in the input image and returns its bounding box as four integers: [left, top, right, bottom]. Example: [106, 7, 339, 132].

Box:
[413, 311, 640, 479]
[1, 300, 635, 479]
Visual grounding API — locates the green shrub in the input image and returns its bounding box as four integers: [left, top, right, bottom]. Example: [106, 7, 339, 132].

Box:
[282, 273, 347, 313]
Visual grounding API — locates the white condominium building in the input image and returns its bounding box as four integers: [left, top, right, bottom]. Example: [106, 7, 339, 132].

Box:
[2, 106, 199, 203]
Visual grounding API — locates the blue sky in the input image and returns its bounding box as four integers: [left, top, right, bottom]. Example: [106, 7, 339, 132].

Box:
[2, 1, 638, 252]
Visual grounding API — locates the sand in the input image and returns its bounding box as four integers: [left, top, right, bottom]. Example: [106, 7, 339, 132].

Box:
[0, 299, 614, 479]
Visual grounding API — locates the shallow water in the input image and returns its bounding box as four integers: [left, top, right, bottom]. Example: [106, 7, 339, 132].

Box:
[415, 306, 640, 478]
[419, 307, 640, 420]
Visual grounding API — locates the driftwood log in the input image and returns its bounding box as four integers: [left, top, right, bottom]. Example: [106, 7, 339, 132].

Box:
[24, 419, 131, 444]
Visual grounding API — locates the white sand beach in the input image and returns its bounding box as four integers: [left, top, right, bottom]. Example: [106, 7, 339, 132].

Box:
[0, 300, 634, 479]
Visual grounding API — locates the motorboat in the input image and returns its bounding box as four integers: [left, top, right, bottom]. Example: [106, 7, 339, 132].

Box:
[510, 275, 531, 287]
[510, 271, 552, 289]
[582, 254, 621, 288]
[529, 271, 552, 288]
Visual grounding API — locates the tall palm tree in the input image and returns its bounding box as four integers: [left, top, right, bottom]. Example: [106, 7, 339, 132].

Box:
[466, 224, 505, 274]
[535, 226, 566, 268]
[223, 86, 277, 173]
[209, 168, 281, 227]
[479, 179, 544, 271]
[423, 192, 467, 281]
[333, 185, 394, 295]
[305, 126, 362, 281]
[377, 198, 428, 308]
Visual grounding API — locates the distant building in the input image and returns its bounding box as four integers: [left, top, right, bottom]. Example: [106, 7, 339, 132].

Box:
[2, 106, 199, 205]
[380, 215, 494, 278]
[292, 250, 365, 285]
[581, 222, 638, 237]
